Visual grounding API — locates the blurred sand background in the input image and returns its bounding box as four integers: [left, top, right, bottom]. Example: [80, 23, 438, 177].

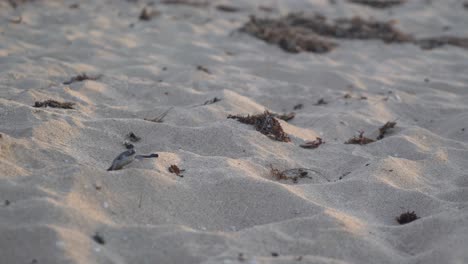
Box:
[1, 0, 468, 263]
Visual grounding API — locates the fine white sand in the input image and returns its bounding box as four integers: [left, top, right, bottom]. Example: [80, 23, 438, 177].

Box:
[1, 0, 468, 263]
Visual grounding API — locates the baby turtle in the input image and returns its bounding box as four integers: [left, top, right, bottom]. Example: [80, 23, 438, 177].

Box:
[107, 148, 158, 171]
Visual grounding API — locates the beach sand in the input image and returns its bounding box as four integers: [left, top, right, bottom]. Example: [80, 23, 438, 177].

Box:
[1, 0, 468, 263]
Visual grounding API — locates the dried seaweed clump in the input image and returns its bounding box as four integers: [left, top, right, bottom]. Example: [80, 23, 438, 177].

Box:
[348, 0, 406, 8]
[416, 37, 468, 50]
[228, 111, 291, 142]
[396, 211, 419, 225]
[284, 14, 412, 43]
[240, 16, 337, 53]
[34, 100, 75, 109]
[345, 131, 375, 145]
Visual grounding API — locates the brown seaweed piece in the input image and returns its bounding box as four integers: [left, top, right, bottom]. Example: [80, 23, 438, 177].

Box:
[377, 121, 396, 140]
[345, 131, 375, 145]
[168, 165, 185, 177]
[33, 100, 75, 109]
[228, 111, 291, 142]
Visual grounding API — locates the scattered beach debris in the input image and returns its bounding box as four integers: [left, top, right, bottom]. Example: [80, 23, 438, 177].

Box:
[240, 15, 337, 53]
[33, 100, 75, 109]
[161, 0, 209, 7]
[196, 65, 211, 74]
[144, 107, 173, 123]
[377, 121, 396, 140]
[63, 73, 102, 85]
[273, 112, 295, 122]
[216, 4, 239, 12]
[346, 121, 397, 144]
[92, 233, 105, 245]
[300, 137, 324, 149]
[168, 165, 185, 177]
[228, 111, 291, 142]
[345, 131, 376, 145]
[293, 103, 303, 110]
[344, 93, 352, 99]
[107, 149, 158, 171]
[69, 3, 79, 8]
[238, 253, 246, 262]
[139, 7, 160, 21]
[396, 211, 419, 224]
[203, 97, 222, 105]
[126, 132, 141, 142]
[315, 98, 328, 105]
[270, 166, 329, 183]
[348, 0, 406, 8]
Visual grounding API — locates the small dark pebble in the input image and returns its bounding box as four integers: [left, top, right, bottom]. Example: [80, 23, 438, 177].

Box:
[4, 200, 10, 206]
[293, 103, 303, 110]
[92, 232, 105, 245]
[271, 252, 279, 257]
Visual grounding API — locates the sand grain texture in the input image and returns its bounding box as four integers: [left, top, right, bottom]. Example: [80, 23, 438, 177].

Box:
[1, 0, 468, 263]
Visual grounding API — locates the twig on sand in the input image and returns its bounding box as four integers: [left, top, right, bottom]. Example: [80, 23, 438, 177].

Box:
[33, 100, 75, 109]
[63, 73, 102, 85]
[144, 107, 173, 123]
